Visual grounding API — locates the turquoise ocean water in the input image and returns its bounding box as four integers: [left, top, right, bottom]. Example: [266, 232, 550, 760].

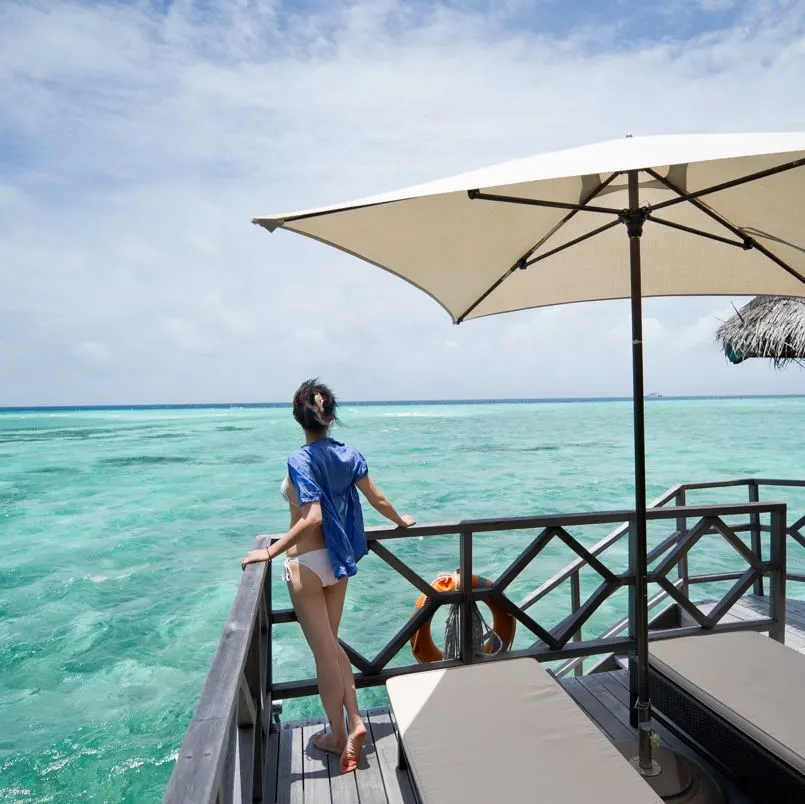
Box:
[2, 398, 805, 803]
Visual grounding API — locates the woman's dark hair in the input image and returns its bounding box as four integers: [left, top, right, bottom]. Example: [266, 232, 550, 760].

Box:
[292, 379, 338, 433]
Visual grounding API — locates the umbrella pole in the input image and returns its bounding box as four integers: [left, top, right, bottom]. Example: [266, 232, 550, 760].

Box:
[614, 172, 724, 802]
[625, 170, 658, 776]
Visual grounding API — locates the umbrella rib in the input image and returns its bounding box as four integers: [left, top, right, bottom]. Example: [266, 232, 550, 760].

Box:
[467, 189, 621, 216]
[457, 173, 619, 322]
[649, 157, 805, 212]
[523, 219, 620, 267]
[646, 168, 805, 287]
[266, 200, 389, 226]
[645, 215, 751, 249]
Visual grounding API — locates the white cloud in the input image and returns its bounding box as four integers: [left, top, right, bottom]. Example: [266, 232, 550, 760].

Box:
[1, 0, 805, 405]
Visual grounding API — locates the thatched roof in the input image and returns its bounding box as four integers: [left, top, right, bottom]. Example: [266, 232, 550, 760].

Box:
[716, 295, 805, 367]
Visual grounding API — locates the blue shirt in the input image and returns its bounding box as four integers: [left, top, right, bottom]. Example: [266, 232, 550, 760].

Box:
[287, 438, 369, 580]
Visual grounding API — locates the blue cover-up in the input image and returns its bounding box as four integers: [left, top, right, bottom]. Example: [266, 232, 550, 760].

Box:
[287, 438, 369, 580]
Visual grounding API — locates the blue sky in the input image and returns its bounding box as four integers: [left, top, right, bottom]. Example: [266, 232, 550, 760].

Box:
[1, 0, 805, 405]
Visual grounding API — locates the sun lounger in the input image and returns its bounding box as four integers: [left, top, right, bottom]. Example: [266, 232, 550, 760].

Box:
[386, 657, 662, 804]
[649, 631, 805, 804]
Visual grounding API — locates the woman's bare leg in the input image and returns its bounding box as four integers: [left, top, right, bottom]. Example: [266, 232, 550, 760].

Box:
[323, 579, 366, 773]
[323, 580, 361, 722]
[287, 564, 347, 751]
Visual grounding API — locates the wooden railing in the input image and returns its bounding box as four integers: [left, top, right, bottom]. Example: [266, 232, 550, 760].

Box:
[163, 478, 802, 804]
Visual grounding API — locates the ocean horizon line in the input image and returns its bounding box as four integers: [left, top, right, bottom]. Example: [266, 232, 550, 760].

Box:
[2, 393, 805, 413]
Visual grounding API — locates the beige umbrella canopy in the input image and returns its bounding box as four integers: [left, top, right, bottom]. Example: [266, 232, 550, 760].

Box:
[255, 133, 805, 322]
[717, 295, 805, 367]
[255, 132, 805, 800]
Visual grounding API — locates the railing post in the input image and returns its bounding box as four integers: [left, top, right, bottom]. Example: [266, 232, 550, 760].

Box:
[460, 531, 473, 664]
[676, 488, 689, 598]
[627, 514, 638, 728]
[261, 556, 279, 801]
[749, 480, 764, 596]
[245, 591, 265, 801]
[265, 557, 274, 724]
[570, 571, 583, 677]
[769, 506, 787, 644]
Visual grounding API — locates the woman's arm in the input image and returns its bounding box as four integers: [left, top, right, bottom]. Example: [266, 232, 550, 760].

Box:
[356, 474, 415, 528]
[241, 502, 322, 569]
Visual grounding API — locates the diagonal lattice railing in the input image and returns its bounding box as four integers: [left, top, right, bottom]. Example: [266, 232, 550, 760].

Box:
[267, 499, 787, 700]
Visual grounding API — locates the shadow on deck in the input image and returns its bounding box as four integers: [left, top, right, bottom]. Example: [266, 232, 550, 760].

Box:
[266, 594, 805, 804]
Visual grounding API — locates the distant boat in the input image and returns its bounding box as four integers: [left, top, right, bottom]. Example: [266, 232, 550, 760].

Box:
[646, 392, 663, 399]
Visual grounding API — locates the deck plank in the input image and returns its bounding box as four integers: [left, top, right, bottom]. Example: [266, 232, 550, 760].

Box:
[742, 595, 805, 649]
[561, 677, 632, 742]
[289, 723, 305, 804]
[781, 625, 805, 650]
[680, 600, 742, 626]
[326, 726, 360, 804]
[302, 720, 332, 804]
[739, 598, 805, 648]
[275, 721, 297, 804]
[368, 710, 416, 804]
[265, 726, 280, 804]
[367, 709, 417, 804]
[775, 598, 805, 626]
[580, 672, 639, 736]
[352, 709, 390, 804]
[784, 598, 805, 626]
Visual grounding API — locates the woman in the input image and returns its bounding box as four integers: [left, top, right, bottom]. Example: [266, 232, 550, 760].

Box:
[241, 379, 415, 773]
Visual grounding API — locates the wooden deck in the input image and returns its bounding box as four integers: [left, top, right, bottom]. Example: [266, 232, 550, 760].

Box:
[265, 594, 805, 804]
[268, 708, 415, 804]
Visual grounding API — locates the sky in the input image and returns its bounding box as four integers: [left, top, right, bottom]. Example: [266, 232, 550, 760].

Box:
[1, 0, 805, 406]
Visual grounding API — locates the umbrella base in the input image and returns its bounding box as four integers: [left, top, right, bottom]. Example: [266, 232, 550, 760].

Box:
[615, 743, 725, 803]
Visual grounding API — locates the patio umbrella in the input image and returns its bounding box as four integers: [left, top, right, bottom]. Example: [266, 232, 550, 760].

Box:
[254, 132, 805, 800]
[717, 295, 805, 367]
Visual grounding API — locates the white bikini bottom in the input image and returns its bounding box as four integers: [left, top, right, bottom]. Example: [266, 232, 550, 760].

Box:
[283, 548, 340, 587]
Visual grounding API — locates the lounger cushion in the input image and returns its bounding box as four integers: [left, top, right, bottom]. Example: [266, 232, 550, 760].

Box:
[386, 658, 662, 804]
[650, 631, 805, 776]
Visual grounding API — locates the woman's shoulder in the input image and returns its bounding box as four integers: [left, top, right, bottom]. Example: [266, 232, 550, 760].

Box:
[287, 445, 312, 468]
[327, 438, 364, 458]
[329, 440, 367, 477]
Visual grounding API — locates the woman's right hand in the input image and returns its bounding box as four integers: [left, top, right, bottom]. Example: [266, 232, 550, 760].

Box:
[398, 514, 416, 528]
[241, 547, 271, 570]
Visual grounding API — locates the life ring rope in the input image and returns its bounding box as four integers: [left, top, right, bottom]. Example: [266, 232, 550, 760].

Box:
[409, 570, 517, 663]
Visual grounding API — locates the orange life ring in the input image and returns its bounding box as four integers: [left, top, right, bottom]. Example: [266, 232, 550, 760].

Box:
[410, 571, 517, 663]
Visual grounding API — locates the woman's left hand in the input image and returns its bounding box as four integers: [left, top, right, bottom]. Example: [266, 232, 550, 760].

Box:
[241, 548, 271, 571]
